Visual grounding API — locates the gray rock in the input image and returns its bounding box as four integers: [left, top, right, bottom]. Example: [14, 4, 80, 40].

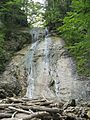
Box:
[0, 76, 21, 98]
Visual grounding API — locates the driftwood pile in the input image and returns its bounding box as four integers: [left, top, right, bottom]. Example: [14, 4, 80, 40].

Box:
[0, 97, 90, 120]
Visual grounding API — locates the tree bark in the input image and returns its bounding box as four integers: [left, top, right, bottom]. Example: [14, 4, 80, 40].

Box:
[21, 105, 62, 113]
[9, 106, 32, 114]
[0, 113, 12, 119]
[22, 111, 49, 120]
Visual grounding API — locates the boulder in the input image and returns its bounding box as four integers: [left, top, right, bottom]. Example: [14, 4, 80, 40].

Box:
[87, 110, 90, 118]
[0, 75, 21, 98]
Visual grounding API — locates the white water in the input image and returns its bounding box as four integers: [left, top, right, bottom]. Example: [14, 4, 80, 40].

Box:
[25, 41, 38, 98]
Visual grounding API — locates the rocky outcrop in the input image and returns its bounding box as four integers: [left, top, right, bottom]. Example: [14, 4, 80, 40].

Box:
[25, 36, 90, 101]
[0, 35, 90, 101]
[0, 30, 32, 74]
[0, 46, 31, 98]
[5, 31, 31, 53]
[0, 29, 32, 98]
[0, 76, 21, 98]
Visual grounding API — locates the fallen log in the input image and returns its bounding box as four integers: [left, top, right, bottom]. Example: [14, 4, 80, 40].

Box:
[0, 104, 20, 108]
[20, 105, 63, 113]
[8, 97, 23, 103]
[22, 98, 46, 103]
[9, 106, 32, 114]
[0, 113, 12, 119]
[12, 111, 18, 118]
[35, 101, 53, 106]
[2, 118, 22, 120]
[24, 101, 53, 106]
[28, 99, 46, 103]
[22, 111, 49, 120]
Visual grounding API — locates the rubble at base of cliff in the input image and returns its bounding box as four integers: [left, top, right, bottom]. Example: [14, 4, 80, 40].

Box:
[0, 97, 90, 120]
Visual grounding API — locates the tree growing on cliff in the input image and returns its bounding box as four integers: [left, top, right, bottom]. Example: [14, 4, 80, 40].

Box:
[44, 0, 71, 30]
[44, 0, 90, 76]
[58, 0, 90, 76]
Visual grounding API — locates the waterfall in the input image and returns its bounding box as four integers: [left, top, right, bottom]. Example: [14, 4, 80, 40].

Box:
[24, 34, 90, 101]
[25, 41, 38, 98]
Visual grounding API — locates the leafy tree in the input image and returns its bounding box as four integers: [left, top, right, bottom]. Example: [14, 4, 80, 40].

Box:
[44, 0, 71, 30]
[0, 0, 28, 31]
[58, 0, 90, 76]
[0, 0, 28, 73]
[44, 0, 90, 76]
[0, 0, 44, 73]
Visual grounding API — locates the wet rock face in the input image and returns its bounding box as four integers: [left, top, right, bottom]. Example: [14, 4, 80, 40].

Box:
[25, 37, 77, 100]
[30, 27, 45, 42]
[0, 46, 30, 98]
[1, 35, 90, 101]
[25, 36, 90, 101]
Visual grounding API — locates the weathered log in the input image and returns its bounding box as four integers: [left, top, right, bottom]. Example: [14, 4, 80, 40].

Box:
[22, 111, 49, 120]
[0, 104, 19, 108]
[12, 111, 18, 118]
[0, 113, 12, 119]
[63, 99, 76, 110]
[2, 118, 22, 120]
[28, 99, 46, 103]
[35, 101, 53, 106]
[50, 102, 64, 108]
[22, 98, 46, 103]
[20, 105, 62, 113]
[24, 101, 53, 106]
[8, 97, 23, 103]
[22, 98, 41, 101]
[9, 106, 32, 114]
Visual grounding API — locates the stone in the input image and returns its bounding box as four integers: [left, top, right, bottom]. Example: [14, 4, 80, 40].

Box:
[70, 99, 76, 107]
[0, 76, 21, 98]
[65, 113, 77, 120]
[0, 89, 7, 98]
[87, 110, 90, 118]
[63, 99, 76, 110]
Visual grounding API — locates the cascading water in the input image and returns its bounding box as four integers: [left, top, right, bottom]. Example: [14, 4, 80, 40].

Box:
[25, 41, 38, 98]
[42, 37, 55, 98]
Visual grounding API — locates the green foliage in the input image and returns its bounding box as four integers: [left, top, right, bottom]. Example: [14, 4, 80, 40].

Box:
[0, 32, 7, 72]
[44, 0, 71, 29]
[26, 1, 44, 25]
[58, 0, 90, 76]
[0, 0, 28, 30]
[0, 0, 28, 73]
[45, 0, 90, 76]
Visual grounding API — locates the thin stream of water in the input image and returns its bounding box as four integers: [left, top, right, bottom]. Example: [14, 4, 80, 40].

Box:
[25, 41, 38, 98]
